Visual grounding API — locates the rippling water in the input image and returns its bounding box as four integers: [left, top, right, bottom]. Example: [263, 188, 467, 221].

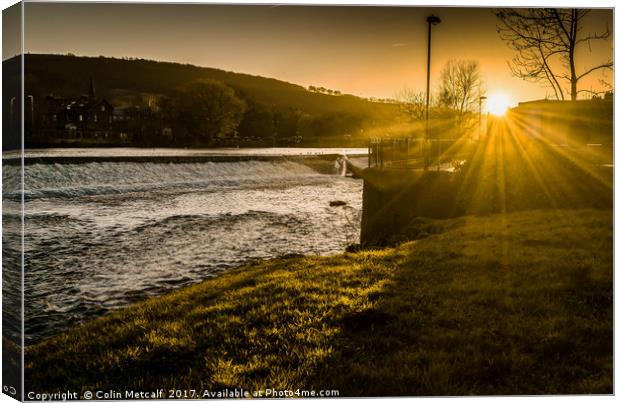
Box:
[3, 156, 363, 344]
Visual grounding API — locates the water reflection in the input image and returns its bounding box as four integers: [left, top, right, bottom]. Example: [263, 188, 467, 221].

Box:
[16, 159, 362, 344]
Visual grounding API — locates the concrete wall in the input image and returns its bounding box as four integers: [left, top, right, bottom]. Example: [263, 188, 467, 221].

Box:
[360, 169, 462, 246]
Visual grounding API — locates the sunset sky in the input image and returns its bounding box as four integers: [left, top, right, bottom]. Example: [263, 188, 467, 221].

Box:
[5, 3, 614, 104]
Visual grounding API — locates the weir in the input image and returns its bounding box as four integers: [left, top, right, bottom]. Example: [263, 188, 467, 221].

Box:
[335, 155, 366, 178]
[4, 153, 368, 166]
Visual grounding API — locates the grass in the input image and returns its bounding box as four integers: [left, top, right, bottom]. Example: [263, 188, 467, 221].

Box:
[25, 208, 612, 396]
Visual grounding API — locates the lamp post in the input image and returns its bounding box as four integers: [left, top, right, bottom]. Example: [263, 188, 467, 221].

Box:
[425, 15, 441, 170]
[478, 96, 487, 140]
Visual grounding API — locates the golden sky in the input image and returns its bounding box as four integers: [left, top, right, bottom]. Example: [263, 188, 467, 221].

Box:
[9, 3, 615, 103]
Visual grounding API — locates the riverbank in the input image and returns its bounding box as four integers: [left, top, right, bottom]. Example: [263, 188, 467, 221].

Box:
[26, 208, 612, 396]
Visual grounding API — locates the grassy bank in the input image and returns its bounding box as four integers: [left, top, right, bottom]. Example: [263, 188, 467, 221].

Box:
[26, 209, 612, 396]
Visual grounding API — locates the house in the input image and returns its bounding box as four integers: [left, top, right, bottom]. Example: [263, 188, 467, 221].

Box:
[45, 78, 114, 139]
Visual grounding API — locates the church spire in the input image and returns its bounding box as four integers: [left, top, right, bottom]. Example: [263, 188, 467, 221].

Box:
[88, 77, 96, 102]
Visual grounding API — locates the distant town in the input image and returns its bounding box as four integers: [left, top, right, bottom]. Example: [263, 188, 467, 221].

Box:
[13, 78, 303, 148]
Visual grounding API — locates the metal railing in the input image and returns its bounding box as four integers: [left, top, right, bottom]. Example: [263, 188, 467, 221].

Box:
[368, 137, 460, 169]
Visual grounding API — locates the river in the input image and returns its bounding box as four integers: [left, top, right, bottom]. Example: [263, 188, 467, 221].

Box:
[2, 148, 366, 344]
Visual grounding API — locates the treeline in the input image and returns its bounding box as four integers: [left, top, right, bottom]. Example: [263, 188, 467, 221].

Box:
[148, 80, 366, 146]
[162, 93, 365, 147]
[307, 85, 342, 96]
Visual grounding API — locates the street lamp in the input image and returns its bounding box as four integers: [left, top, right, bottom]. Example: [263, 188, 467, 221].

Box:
[425, 15, 441, 170]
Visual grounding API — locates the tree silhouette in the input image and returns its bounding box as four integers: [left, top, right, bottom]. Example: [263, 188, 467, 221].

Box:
[238, 103, 275, 139]
[396, 88, 428, 121]
[438, 60, 484, 115]
[174, 80, 246, 144]
[495, 8, 612, 100]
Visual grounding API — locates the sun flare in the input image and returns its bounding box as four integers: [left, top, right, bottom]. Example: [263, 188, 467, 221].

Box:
[487, 93, 512, 116]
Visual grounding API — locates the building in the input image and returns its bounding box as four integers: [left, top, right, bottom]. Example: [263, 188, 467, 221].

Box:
[509, 98, 613, 146]
[45, 78, 114, 139]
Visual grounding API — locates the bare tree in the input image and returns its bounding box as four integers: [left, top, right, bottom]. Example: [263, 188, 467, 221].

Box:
[438, 60, 484, 130]
[495, 8, 612, 100]
[396, 88, 428, 121]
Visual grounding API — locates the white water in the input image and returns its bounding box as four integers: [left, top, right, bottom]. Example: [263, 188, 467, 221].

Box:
[4, 147, 368, 159]
[3, 156, 363, 344]
[4, 160, 323, 200]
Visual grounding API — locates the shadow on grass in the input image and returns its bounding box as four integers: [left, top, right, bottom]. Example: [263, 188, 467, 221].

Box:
[310, 210, 612, 395]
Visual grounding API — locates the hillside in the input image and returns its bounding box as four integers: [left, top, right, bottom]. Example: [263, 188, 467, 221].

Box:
[19, 54, 397, 117]
[0, 54, 408, 148]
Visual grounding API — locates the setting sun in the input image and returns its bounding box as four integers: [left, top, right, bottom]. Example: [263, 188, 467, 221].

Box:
[487, 93, 512, 116]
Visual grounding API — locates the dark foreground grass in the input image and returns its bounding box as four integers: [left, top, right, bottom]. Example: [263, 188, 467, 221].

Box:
[26, 209, 612, 396]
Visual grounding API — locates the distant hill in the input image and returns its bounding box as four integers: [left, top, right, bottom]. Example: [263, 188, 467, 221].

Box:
[19, 54, 397, 117]
[2, 54, 407, 149]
